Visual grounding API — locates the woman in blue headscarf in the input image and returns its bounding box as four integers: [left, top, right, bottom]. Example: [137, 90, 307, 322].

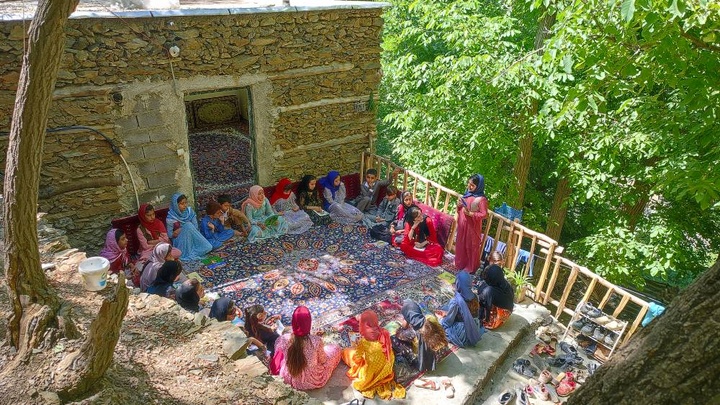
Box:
[454, 174, 488, 273]
[166, 193, 213, 261]
[318, 170, 363, 224]
[439, 271, 483, 347]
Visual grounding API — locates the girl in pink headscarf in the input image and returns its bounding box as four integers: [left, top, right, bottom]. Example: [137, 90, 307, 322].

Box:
[99, 228, 133, 275]
[271, 306, 342, 390]
[242, 185, 289, 243]
[342, 310, 406, 400]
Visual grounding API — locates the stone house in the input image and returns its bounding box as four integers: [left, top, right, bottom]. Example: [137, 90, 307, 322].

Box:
[0, 2, 386, 251]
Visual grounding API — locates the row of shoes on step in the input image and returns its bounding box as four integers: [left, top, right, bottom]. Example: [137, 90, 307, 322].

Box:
[579, 303, 625, 332]
[498, 370, 579, 404]
[572, 319, 618, 345]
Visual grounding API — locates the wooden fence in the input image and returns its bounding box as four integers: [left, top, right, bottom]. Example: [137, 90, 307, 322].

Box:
[361, 152, 650, 344]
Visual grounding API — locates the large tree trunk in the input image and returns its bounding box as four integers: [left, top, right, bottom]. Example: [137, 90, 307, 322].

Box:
[54, 274, 129, 401]
[545, 177, 570, 241]
[567, 255, 720, 404]
[509, 12, 556, 208]
[3, 0, 79, 354]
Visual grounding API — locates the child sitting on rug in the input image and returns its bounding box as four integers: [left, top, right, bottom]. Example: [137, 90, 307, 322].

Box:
[270, 178, 313, 235]
[318, 170, 363, 224]
[392, 299, 448, 373]
[217, 194, 251, 237]
[176, 278, 205, 313]
[350, 167, 401, 213]
[342, 310, 406, 400]
[200, 201, 236, 249]
[400, 206, 445, 267]
[244, 304, 282, 358]
[363, 185, 401, 242]
[271, 306, 342, 390]
[390, 191, 418, 247]
[296, 174, 332, 226]
[243, 185, 290, 242]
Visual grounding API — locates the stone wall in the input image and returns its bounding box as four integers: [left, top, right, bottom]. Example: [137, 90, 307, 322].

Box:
[0, 4, 385, 251]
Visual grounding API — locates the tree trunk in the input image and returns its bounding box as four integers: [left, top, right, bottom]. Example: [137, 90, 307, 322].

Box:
[54, 274, 129, 401]
[3, 0, 79, 353]
[545, 177, 570, 241]
[566, 255, 720, 404]
[623, 181, 651, 231]
[509, 12, 556, 208]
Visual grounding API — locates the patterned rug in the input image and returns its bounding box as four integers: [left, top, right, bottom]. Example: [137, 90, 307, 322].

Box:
[188, 127, 254, 208]
[200, 223, 458, 328]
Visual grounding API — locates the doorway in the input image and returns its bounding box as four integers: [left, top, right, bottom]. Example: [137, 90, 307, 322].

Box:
[185, 88, 255, 210]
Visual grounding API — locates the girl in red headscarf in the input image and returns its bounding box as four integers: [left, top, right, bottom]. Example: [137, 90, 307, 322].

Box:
[136, 203, 181, 262]
[270, 178, 313, 235]
[342, 310, 406, 400]
[271, 306, 342, 390]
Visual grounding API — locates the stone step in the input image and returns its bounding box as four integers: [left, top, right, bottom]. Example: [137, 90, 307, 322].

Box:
[307, 302, 550, 404]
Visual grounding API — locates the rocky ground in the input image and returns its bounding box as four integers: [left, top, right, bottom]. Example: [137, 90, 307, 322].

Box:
[0, 215, 315, 404]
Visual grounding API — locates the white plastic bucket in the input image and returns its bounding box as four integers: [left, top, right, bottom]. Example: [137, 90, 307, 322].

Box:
[78, 256, 110, 291]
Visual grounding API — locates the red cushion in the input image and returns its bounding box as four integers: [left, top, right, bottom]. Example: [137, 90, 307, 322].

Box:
[111, 207, 169, 257]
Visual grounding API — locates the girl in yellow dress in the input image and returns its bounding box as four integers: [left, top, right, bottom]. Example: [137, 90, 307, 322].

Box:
[342, 310, 406, 400]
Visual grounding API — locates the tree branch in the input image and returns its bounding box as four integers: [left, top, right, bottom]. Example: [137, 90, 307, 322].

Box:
[679, 28, 720, 53]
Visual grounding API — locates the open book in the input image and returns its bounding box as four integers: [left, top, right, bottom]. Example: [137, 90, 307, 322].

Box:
[314, 209, 329, 216]
[413, 246, 426, 251]
[265, 214, 280, 226]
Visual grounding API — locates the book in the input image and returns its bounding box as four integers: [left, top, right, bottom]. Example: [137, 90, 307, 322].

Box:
[438, 271, 457, 285]
[186, 272, 204, 282]
[413, 246, 426, 251]
[315, 210, 329, 216]
[265, 214, 280, 226]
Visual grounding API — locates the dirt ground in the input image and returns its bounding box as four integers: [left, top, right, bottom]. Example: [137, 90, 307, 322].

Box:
[0, 226, 313, 405]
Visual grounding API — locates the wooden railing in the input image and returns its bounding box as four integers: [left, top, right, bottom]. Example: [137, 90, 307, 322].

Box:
[362, 151, 650, 344]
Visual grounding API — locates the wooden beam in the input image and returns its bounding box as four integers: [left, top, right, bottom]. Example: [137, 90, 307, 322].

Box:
[556, 266, 579, 318]
[543, 256, 563, 306]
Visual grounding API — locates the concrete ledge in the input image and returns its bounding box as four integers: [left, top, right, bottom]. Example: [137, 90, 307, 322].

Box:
[307, 302, 550, 404]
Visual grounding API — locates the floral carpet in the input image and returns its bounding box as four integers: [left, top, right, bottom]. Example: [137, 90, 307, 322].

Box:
[188, 127, 254, 208]
[200, 222, 457, 328]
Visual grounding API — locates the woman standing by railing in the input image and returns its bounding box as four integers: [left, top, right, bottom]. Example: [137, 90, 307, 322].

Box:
[454, 174, 488, 274]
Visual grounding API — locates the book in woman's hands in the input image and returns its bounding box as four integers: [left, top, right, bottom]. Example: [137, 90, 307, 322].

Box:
[264, 214, 279, 226]
[315, 209, 329, 216]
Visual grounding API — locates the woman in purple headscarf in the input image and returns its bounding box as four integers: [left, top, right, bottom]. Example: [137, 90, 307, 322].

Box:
[318, 170, 363, 224]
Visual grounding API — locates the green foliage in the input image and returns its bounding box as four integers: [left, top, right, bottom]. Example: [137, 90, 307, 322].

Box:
[377, 0, 720, 289]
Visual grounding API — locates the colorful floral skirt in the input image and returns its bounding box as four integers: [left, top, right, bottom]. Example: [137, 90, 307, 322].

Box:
[483, 306, 512, 330]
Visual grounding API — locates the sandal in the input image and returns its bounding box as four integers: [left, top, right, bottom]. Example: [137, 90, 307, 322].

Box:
[441, 379, 455, 399]
[413, 378, 439, 391]
[529, 379, 550, 401]
[497, 390, 514, 405]
[556, 378, 577, 396]
[515, 385, 529, 405]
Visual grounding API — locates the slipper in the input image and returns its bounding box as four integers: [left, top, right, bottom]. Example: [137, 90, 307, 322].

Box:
[594, 315, 610, 325]
[413, 378, 440, 391]
[538, 369, 553, 384]
[441, 379, 455, 399]
[497, 390, 514, 405]
[557, 378, 577, 396]
[515, 385, 529, 405]
[545, 383, 560, 402]
[588, 362, 599, 376]
[529, 379, 550, 401]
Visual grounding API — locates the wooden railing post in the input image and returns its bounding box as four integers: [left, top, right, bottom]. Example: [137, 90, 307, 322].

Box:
[534, 243, 556, 300]
[556, 266, 579, 318]
[542, 256, 563, 305]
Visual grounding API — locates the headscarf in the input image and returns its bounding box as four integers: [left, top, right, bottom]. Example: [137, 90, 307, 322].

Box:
[138, 204, 167, 239]
[359, 310, 392, 360]
[462, 174, 485, 198]
[167, 193, 196, 224]
[453, 271, 482, 346]
[242, 185, 265, 211]
[318, 170, 340, 210]
[401, 300, 436, 372]
[397, 191, 415, 221]
[405, 207, 430, 243]
[296, 175, 319, 209]
[176, 281, 201, 312]
[477, 264, 514, 321]
[270, 178, 293, 205]
[139, 243, 171, 291]
[210, 297, 234, 322]
[152, 260, 181, 287]
[291, 306, 312, 337]
[99, 228, 129, 268]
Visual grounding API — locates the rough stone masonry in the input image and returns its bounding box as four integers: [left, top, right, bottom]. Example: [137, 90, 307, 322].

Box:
[0, 3, 385, 252]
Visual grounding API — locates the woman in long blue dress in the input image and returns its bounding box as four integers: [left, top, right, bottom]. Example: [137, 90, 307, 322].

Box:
[166, 193, 213, 261]
[243, 185, 289, 243]
[439, 271, 484, 347]
[319, 170, 363, 224]
[200, 201, 235, 249]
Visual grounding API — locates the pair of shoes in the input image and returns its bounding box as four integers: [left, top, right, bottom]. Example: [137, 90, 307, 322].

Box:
[527, 379, 550, 401]
[580, 324, 594, 335]
[515, 384, 529, 405]
[592, 327, 608, 341]
[440, 378, 455, 399]
[605, 320, 623, 331]
[604, 333, 616, 346]
[557, 373, 577, 396]
[581, 302, 603, 318]
[497, 390, 514, 405]
[513, 358, 536, 377]
[559, 342, 578, 356]
[413, 377, 440, 390]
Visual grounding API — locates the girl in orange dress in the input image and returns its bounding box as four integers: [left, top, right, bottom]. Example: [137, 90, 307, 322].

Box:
[342, 310, 406, 400]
